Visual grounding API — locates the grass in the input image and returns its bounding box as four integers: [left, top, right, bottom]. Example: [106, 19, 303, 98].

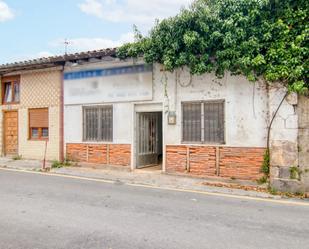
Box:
[51, 158, 72, 169]
[12, 155, 22, 160]
[257, 176, 268, 185]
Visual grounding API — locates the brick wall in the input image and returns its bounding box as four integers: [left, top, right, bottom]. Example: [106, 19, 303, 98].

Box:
[109, 144, 131, 166]
[66, 143, 131, 167]
[189, 146, 217, 176]
[166, 145, 265, 181]
[219, 147, 265, 180]
[166, 146, 187, 173]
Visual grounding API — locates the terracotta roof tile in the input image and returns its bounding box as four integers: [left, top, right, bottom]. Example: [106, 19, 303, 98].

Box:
[0, 48, 117, 74]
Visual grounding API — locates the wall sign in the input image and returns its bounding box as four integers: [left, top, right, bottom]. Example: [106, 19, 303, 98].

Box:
[64, 65, 153, 105]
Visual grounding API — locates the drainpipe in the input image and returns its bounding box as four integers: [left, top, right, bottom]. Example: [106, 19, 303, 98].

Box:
[59, 64, 65, 162]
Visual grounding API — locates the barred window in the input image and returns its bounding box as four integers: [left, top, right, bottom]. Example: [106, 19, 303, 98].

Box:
[182, 101, 225, 144]
[83, 106, 113, 142]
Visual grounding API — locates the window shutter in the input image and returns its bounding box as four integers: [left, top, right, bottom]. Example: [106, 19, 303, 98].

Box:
[29, 108, 48, 128]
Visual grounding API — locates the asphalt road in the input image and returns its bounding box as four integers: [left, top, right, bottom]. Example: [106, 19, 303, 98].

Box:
[0, 169, 309, 249]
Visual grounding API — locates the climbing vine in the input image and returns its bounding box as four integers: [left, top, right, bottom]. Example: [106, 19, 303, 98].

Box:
[117, 0, 309, 93]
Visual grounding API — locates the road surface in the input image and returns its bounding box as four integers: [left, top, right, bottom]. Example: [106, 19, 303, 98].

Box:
[0, 169, 308, 249]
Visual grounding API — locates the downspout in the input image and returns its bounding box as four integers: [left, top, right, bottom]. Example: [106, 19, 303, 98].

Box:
[59, 64, 65, 162]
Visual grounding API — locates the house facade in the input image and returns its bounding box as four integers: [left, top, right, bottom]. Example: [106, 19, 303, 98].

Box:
[1, 49, 308, 192]
[63, 56, 295, 182]
[0, 67, 63, 161]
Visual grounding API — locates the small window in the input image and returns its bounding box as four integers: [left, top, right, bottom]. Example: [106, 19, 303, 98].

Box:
[31, 128, 39, 139]
[83, 106, 113, 142]
[42, 128, 49, 138]
[29, 108, 49, 140]
[2, 76, 20, 104]
[182, 101, 225, 144]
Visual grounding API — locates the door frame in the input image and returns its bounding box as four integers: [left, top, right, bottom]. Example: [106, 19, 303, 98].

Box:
[136, 111, 162, 169]
[133, 103, 164, 170]
[3, 110, 19, 156]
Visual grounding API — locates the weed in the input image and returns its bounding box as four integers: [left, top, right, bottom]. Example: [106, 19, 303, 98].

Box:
[51, 160, 63, 169]
[294, 191, 305, 197]
[267, 186, 278, 195]
[261, 149, 270, 175]
[51, 158, 73, 169]
[12, 155, 22, 160]
[257, 176, 268, 185]
[62, 157, 72, 167]
[289, 166, 302, 180]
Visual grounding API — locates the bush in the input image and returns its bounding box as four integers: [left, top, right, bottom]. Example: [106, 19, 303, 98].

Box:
[118, 0, 308, 93]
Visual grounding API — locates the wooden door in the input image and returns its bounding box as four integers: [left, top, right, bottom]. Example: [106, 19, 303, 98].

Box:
[4, 111, 18, 155]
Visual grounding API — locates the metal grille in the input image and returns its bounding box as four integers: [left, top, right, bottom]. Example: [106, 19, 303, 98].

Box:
[182, 102, 202, 142]
[138, 113, 159, 155]
[182, 101, 224, 144]
[204, 102, 224, 143]
[83, 106, 113, 142]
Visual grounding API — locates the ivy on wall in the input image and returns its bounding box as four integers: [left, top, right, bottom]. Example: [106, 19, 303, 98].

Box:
[117, 0, 308, 93]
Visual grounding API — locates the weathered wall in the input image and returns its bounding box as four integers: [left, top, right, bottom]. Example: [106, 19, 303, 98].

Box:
[268, 86, 309, 193]
[64, 60, 164, 167]
[269, 85, 301, 192]
[160, 68, 269, 147]
[160, 67, 268, 180]
[298, 95, 309, 191]
[63, 60, 309, 184]
[64, 61, 270, 179]
[0, 68, 61, 161]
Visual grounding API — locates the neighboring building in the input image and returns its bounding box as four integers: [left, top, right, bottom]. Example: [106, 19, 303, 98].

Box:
[0, 49, 115, 161]
[1, 49, 308, 193]
[0, 66, 63, 161]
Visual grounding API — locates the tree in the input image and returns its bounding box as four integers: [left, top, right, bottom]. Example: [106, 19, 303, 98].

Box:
[117, 0, 308, 93]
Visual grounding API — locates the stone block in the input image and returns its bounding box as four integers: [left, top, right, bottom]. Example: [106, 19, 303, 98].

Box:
[286, 92, 298, 105]
[285, 115, 298, 129]
[270, 166, 279, 178]
[270, 128, 298, 142]
[278, 167, 292, 179]
[298, 96, 309, 128]
[270, 140, 298, 167]
[298, 128, 309, 167]
[271, 178, 304, 193]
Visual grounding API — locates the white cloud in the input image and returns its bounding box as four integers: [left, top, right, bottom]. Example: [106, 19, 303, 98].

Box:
[50, 32, 134, 53]
[78, 0, 104, 19]
[78, 0, 193, 27]
[0, 1, 14, 22]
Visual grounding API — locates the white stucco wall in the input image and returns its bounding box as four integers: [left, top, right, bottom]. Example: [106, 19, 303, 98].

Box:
[64, 61, 270, 159]
[64, 60, 163, 148]
[64, 103, 134, 144]
[158, 67, 269, 147]
[64, 62, 269, 147]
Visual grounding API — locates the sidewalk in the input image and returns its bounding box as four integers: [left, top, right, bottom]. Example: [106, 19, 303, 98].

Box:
[0, 157, 305, 201]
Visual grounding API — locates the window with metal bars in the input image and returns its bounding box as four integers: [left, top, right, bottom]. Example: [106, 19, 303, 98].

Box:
[182, 101, 225, 144]
[83, 106, 113, 142]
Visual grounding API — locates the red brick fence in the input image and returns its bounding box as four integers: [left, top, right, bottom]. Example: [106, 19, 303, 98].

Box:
[66, 143, 131, 167]
[166, 145, 265, 181]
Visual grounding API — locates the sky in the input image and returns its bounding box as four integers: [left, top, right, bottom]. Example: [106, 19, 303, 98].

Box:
[0, 0, 193, 64]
